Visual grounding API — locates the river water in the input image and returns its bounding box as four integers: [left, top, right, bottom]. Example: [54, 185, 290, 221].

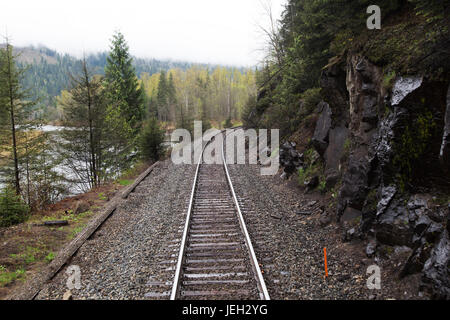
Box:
[1, 126, 175, 198]
[0, 125, 83, 196]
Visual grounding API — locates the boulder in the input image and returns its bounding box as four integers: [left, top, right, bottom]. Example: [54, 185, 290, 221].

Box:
[407, 195, 429, 222]
[343, 227, 356, 242]
[319, 212, 332, 227]
[421, 230, 450, 299]
[324, 126, 349, 187]
[342, 207, 362, 222]
[304, 175, 319, 190]
[401, 237, 432, 277]
[376, 185, 397, 216]
[279, 141, 304, 175]
[337, 155, 370, 217]
[320, 57, 349, 126]
[73, 200, 90, 215]
[376, 197, 413, 247]
[391, 76, 423, 106]
[311, 102, 332, 157]
[366, 239, 377, 257]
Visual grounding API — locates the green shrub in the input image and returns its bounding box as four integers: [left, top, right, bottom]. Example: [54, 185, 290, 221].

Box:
[224, 117, 233, 128]
[118, 180, 133, 186]
[298, 168, 307, 185]
[300, 88, 322, 114]
[138, 117, 166, 161]
[242, 94, 259, 129]
[342, 138, 352, 161]
[45, 252, 55, 263]
[97, 192, 107, 201]
[318, 179, 327, 193]
[0, 268, 25, 287]
[0, 187, 30, 227]
[382, 71, 396, 90]
[408, 0, 450, 22]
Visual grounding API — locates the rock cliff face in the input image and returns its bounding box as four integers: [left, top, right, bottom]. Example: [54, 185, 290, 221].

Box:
[308, 54, 450, 299]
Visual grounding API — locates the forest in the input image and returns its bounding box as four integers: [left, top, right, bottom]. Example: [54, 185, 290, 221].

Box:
[13, 45, 252, 124]
[243, 0, 449, 138]
[0, 31, 256, 226]
[1, 0, 449, 301]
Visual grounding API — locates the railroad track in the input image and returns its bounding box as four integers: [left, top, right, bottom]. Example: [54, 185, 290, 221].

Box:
[15, 128, 271, 300]
[168, 130, 270, 300]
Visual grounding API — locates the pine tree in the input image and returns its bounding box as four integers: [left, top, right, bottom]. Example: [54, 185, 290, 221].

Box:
[157, 70, 169, 121]
[102, 101, 134, 177]
[167, 72, 177, 121]
[59, 59, 106, 190]
[0, 39, 38, 195]
[147, 87, 158, 118]
[0, 186, 29, 227]
[104, 31, 144, 132]
[138, 117, 166, 161]
[22, 131, 67, 210]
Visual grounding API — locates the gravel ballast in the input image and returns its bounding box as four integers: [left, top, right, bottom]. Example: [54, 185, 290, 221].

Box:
[36, 160, 195, 300]
[227, 162, 421, 300]
[34, 149, 421, 300]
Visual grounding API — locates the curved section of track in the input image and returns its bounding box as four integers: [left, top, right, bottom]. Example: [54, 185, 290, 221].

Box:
[170, 130, 270, 300]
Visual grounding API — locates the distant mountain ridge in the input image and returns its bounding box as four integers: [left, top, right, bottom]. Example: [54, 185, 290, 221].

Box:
[1, 44, 222, 107]
[10, 44, 210, 75]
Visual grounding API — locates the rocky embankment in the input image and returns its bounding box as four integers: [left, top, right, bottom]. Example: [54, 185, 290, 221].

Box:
[277, 55, 450, 299]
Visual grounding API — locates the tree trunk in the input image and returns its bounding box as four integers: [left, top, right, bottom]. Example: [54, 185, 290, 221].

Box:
[83, 61, 98, 188]
[6, 44, 21, 195]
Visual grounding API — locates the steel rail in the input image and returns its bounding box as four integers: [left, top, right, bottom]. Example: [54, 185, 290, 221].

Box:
[220, 131, 271, 300]
[170, 139, 206, 300]
[170, 127, 269, 300]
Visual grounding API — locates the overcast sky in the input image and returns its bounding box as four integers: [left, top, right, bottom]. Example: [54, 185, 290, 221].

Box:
[1, 0, 286, 66]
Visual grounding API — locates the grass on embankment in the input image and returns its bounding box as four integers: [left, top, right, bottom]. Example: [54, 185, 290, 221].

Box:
[0, 160, 152, 299]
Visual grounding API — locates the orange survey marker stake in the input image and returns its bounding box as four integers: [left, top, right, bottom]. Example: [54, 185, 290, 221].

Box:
[324, 247, 328, 278]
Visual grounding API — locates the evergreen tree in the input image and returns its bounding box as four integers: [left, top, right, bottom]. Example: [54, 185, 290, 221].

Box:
[0, 186, 29, 227]
[0, 40, 38, 195]
[102, 100, 134, 177]
[59, 59, 107, 190]
[22, 131, 67, 210]
[147, 87, 158, 118]
[138, 117, 166, 161]
[104, 31, 144, 132]
[157, 70, 169, 121]
[167, 72, 177, 121]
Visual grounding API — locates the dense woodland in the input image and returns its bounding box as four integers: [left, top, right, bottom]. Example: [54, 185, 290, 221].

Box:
[13, 45, 251, 124]
[243, 0, 450, 138]
[14, 46, 200, 118]
[0, 31, 256, 226]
